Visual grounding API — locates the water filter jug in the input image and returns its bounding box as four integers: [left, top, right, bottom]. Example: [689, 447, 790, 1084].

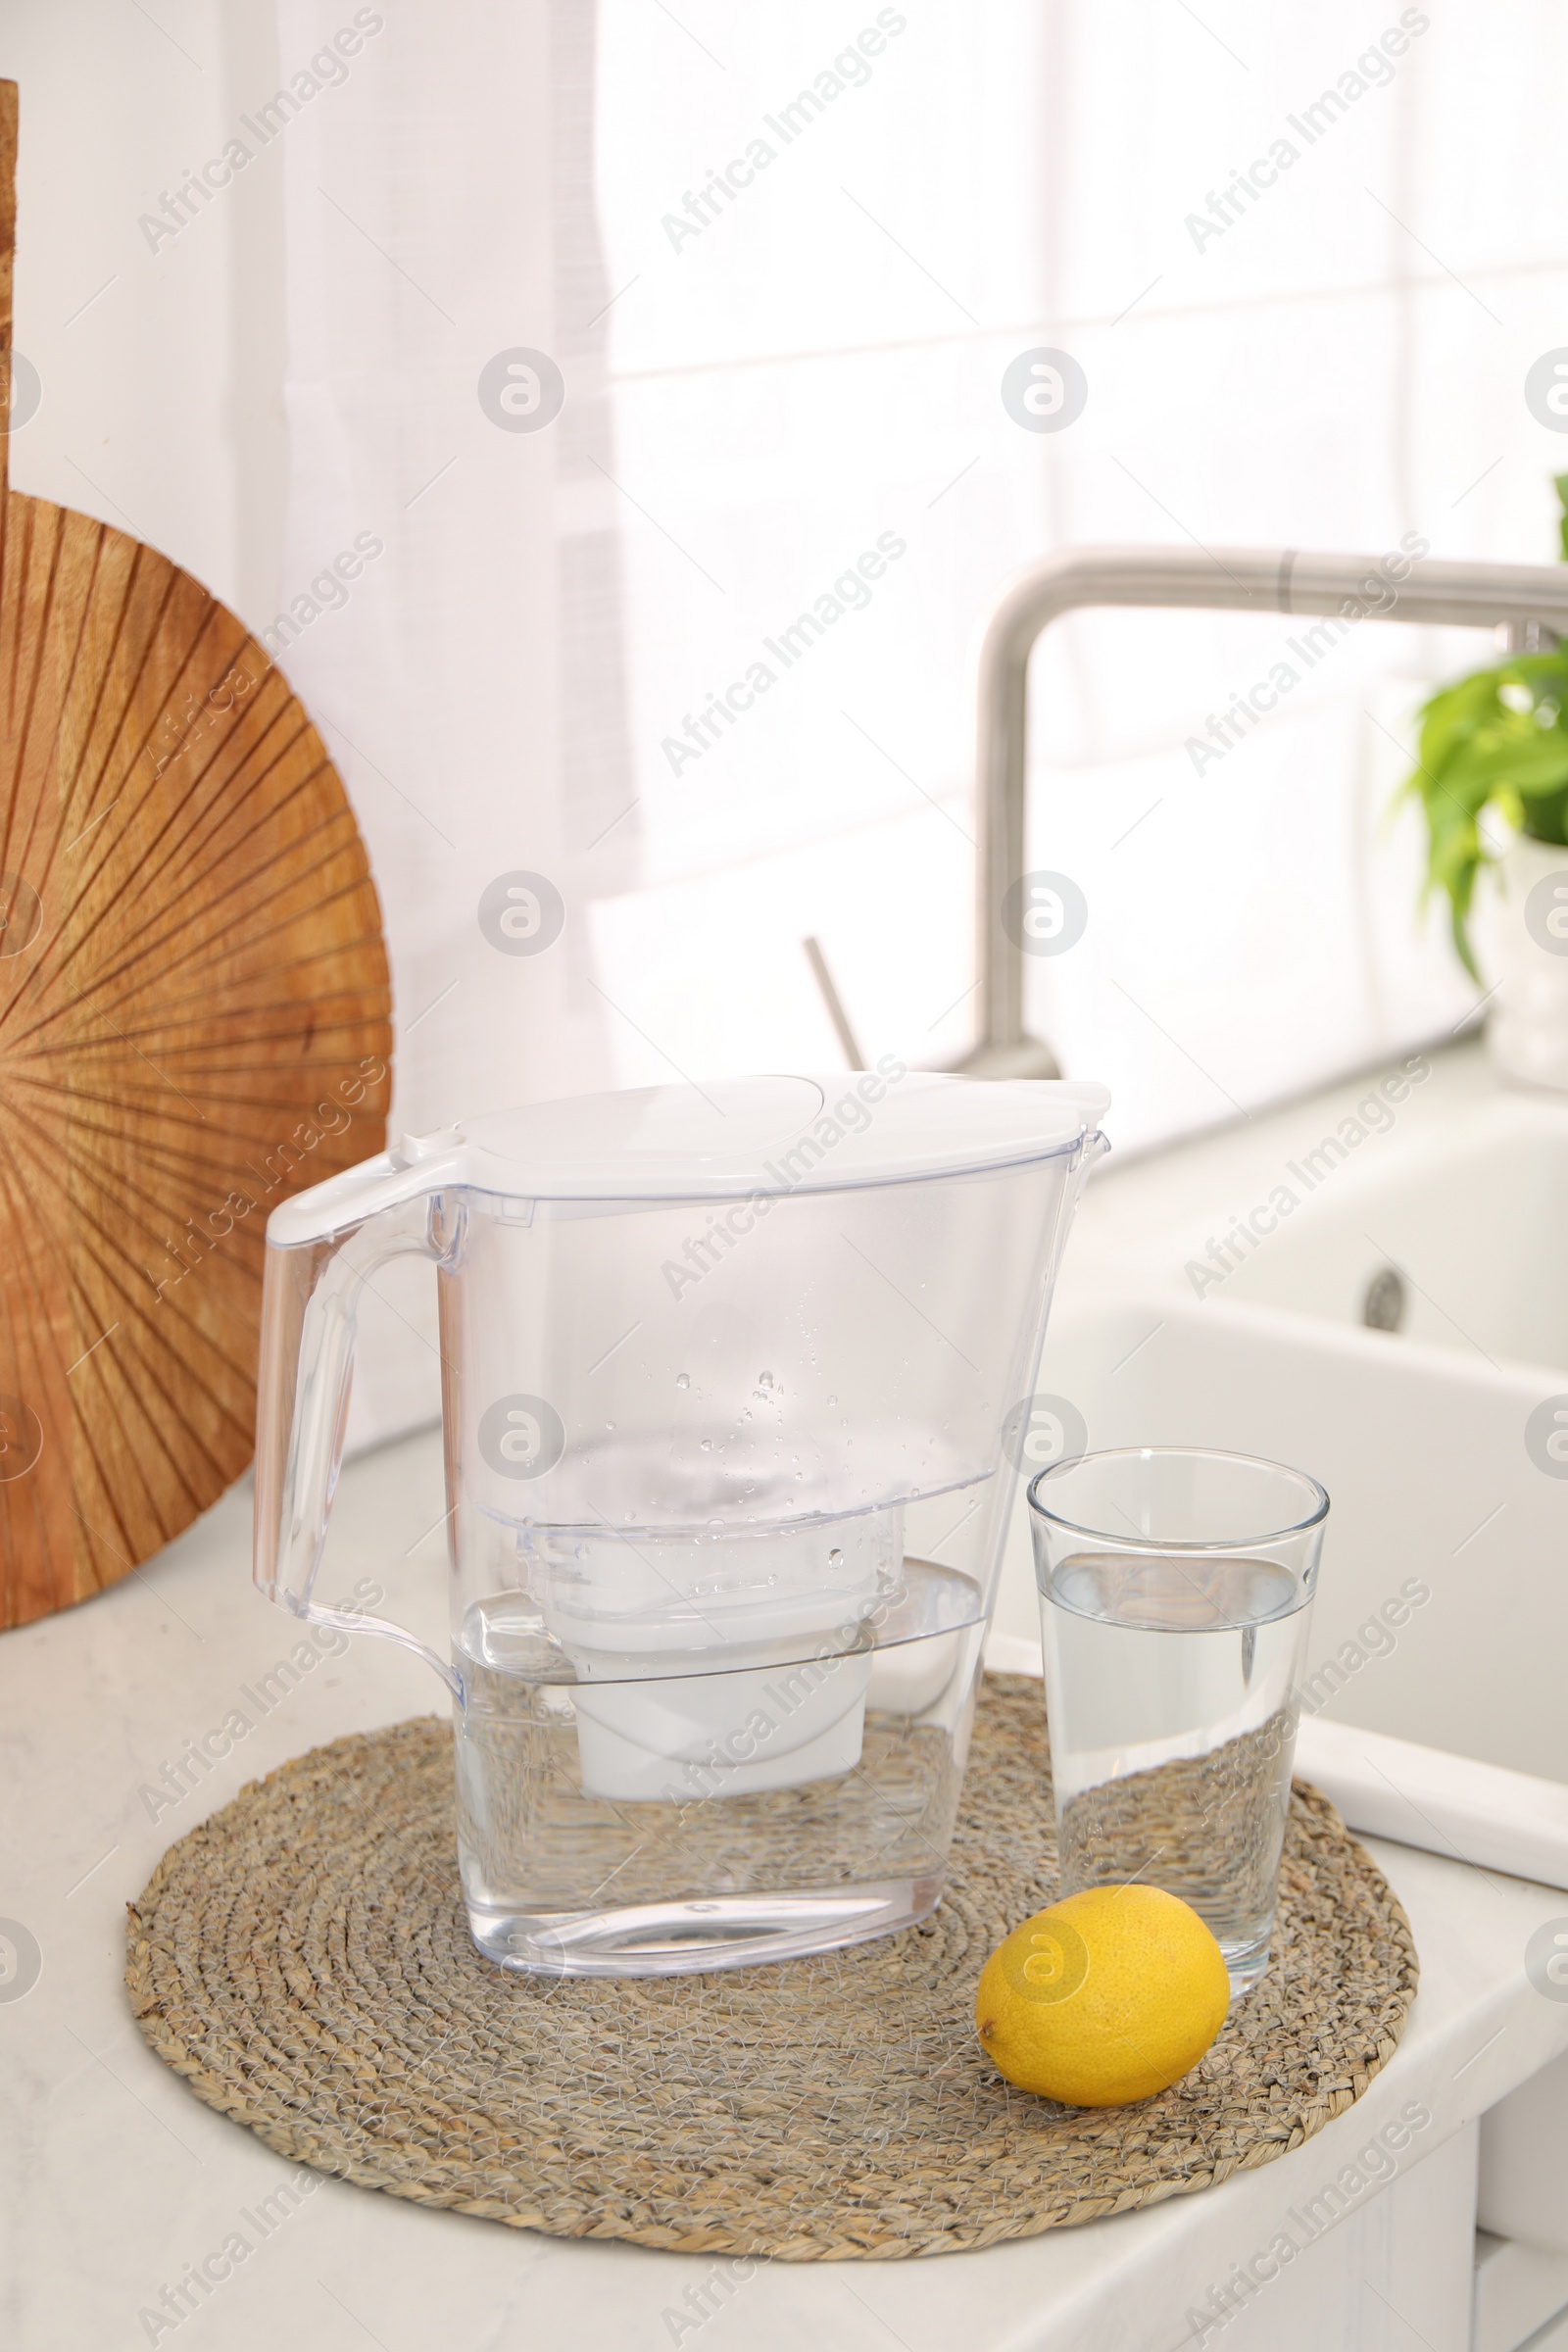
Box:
[255, 1067, 1107, 1974]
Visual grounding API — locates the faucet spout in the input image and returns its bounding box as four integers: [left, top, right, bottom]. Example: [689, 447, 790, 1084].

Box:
[961, 542, 1568, 1078]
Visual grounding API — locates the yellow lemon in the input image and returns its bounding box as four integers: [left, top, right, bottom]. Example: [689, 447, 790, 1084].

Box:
[975, 1885, 1230, 2107]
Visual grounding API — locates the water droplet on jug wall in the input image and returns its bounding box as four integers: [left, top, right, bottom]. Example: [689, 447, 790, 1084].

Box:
[675, 1372, 690, 1390]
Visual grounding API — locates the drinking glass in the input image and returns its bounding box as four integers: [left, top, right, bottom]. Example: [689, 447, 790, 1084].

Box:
[1028, 1446, 1328, 1995]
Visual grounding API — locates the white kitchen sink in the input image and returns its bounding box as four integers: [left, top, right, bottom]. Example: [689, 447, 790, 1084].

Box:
[1017, 1289, 1566, 1782]
[1208, 1088, 1568, 1375]
[986, 1255, 1568, 1891]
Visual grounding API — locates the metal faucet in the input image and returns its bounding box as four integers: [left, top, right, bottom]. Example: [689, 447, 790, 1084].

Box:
[962, 545, 1568, 1079]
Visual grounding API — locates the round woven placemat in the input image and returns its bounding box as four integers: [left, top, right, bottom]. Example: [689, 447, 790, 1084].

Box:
[125, 1674, 1417, 2260]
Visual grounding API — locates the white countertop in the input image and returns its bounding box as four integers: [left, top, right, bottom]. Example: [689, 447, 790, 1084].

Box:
[5, 1038, 1565, 2352]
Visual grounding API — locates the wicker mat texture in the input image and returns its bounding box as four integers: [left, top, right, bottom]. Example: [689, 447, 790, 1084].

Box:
[125, 1673, 1418, 2261]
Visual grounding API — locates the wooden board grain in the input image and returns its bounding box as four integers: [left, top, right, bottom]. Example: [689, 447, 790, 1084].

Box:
[0, 81, 392, 1624]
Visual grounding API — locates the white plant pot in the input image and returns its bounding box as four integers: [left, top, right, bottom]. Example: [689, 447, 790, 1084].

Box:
[1482, 838, 1568, 1092]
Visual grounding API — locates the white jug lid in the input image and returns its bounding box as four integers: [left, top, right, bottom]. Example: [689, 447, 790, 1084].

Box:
[269, 1068, 1109, 1243]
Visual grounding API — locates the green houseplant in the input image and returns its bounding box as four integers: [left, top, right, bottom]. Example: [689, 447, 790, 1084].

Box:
[1404, 474, 1568, 980]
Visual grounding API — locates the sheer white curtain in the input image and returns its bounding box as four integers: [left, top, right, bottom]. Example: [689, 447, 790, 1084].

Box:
[273, 0, 1567, 1436]
[273, 0, 635, 1439]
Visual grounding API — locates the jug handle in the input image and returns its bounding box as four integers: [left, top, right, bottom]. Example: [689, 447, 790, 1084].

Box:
[253, 1194, 463, 1699]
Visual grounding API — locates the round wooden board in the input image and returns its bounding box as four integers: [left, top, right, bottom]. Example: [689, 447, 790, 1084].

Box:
[0, 491, 393, 1624]
[0, 83, 392, 1624]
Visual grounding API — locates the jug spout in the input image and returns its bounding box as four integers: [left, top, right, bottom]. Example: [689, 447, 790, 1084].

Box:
[1060, 1124, 1110, 1224]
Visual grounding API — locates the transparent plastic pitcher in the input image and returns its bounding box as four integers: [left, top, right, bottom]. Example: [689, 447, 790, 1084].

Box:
[255, 1068, 1108, 1976]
